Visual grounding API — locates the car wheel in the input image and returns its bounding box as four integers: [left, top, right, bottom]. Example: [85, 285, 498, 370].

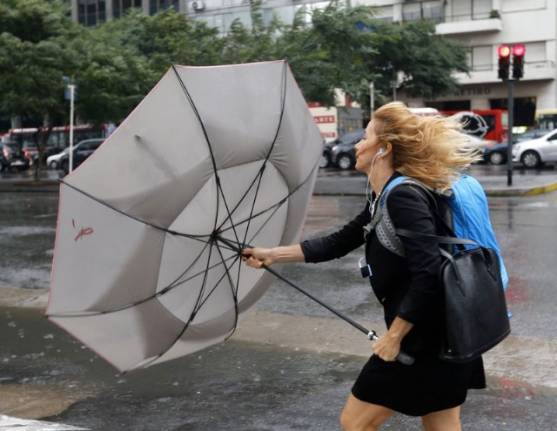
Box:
[489, 151, 506, 165]
[521, 150, 541, 169]
[48, 161, 58, 170]
[319, 153, 331, 169]
[337, 154, 354, 170]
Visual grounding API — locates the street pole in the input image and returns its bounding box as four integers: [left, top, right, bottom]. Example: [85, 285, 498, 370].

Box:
[69, 84, 75, 174]
[369, 82, 375, 119]
[506, 79, 514, 186]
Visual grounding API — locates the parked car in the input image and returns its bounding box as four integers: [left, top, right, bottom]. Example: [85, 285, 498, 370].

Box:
[46, 147, 69, 169]
[330, 129, 365, 170]
[512, 128, 557, 168]
[516, 128, 546, 143]
[320, 141, 335, 168]
[60, 138, 104, 173]
[0, 144, 8, 172]
[1, 141, 29, 171]
[482, 129, 547, 165]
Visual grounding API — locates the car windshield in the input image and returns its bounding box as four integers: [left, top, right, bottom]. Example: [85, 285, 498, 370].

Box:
[339, 130, 364, 145]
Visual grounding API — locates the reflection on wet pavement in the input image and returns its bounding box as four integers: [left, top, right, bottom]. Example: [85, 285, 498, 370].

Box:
[1, 306, 557, 430]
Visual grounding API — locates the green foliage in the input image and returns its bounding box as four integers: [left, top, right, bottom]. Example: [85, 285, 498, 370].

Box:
[367, 19, 468, 105]
[0, 0, 77, 122]
[0, 0, 469, 129]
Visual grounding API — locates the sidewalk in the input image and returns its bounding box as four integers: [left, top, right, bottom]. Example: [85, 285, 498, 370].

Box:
[2, 166, 557, 196]
[0, 170, 60, 193]
[314, 165, 557, 197]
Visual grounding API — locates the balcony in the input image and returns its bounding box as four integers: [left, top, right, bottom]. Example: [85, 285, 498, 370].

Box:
[436, 11, 502, 35]
[454, 61, 556, 85]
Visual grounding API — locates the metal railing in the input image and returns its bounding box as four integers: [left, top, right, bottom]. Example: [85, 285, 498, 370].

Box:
[464, 60, 555, 73]
[440, 11, 499, 23]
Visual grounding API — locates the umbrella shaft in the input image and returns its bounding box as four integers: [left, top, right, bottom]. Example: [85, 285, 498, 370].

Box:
[262, 264, 371, 337]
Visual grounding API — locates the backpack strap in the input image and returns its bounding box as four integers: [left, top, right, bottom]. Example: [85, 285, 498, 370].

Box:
[383, 176, 475, 252]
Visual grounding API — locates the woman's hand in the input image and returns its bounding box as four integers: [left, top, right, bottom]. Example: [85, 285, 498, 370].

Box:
[242, 247, 276, 268]
[372, 333, 402, 362]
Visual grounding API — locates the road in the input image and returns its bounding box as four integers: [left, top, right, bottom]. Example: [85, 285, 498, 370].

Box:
[1, 171, 557, 430]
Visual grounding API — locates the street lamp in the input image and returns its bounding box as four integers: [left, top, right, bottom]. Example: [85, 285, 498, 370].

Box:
[63, 77, 76, 173]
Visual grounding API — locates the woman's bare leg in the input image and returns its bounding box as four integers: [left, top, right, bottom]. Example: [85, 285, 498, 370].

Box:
[340, 394, 394, 431]
[421, 406, 462, 431]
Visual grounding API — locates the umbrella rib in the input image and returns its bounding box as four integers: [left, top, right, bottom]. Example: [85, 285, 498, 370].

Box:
[213, 241, 240, 336]
[219, 158, 319, 235]
[140, 240, 220, 370]
[215, 62, 288, 238]
[239, 61, 288, 248]
[171, 65, 239, 245]
[59, 180, 215, 242]
[46, 249, 238, 318]
[191, 254, 241, 315]
[136, 251, 241, 371]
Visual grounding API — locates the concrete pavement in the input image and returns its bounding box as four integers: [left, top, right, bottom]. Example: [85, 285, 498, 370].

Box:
[3, 165, 557, 196]
[314, 165, 557, 197]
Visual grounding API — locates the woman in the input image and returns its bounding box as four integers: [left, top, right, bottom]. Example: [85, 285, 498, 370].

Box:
[243, 102, 485, 431]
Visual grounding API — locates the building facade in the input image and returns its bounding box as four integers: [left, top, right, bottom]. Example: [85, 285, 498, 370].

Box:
[71, 0, 183, 26]
[70, 0, 557, 124]
[396, 0, 556, 126]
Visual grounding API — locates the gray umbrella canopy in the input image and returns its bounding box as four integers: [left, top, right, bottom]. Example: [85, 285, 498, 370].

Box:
[47, 61, 322, 372]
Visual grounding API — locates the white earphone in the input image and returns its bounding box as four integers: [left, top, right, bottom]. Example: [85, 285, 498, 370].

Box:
[378, 148, 385, 156]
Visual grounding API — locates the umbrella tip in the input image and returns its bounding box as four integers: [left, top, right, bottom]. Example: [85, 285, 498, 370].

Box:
[134, 134, 142, 142]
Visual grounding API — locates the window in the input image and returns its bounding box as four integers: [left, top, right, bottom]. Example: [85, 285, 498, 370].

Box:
[402, 1, 444, 23]
[149, 0, 179, 14]
[524, 42, 546, 64]
[471, 46, 492, 71]
[114, 0, 142, 18]
[452, 0, 492, 21]
[402, 3, 421, 21]
[77, 0, 106, 26]
[372, 6, 393, 22]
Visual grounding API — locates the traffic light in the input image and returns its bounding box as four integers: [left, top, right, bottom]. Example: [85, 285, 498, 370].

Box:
[498, 45, 511, 80]
[512, 43, 525, 79]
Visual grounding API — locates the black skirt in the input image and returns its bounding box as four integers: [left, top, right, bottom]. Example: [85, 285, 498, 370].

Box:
[351, 354, 486, 417]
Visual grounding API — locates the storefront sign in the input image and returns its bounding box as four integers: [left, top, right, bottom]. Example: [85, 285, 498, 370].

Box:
[455, 86, 492, 97]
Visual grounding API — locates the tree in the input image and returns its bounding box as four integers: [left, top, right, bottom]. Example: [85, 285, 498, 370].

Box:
[98, 9, 223, 78]
[67, 24, 154, 124]
[367, 19, 469, 107]
[0, 0, 80, 177]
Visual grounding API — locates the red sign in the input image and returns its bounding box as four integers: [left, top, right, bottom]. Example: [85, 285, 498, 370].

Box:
[321, 131, 337, 138]
[313, 115, 336, 124]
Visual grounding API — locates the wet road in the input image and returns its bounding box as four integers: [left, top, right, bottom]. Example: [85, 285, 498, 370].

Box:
[1, 176, 557, 429]
[2, 307, 557, 430]
[0, 192, 57, 290]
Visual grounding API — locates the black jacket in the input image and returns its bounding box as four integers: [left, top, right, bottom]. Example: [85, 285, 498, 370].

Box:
[301, 172, 447, 357]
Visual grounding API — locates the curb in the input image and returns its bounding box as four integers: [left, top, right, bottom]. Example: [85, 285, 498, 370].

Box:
[0, 181, 59, 193]
[479, 181, 557, 197]
[2, 180, 557, 197]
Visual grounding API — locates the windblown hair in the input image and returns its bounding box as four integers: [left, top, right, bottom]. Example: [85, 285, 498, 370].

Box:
[373, 102, 481, 191]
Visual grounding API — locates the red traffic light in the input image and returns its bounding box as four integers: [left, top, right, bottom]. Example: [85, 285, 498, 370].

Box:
[498, 45, 511, 58]
[513, 44, 526, 57]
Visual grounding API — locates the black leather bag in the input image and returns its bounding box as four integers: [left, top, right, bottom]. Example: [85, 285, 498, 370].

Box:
[397, 228, 511, 363]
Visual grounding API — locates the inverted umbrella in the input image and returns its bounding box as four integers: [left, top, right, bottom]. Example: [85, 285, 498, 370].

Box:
[46, 60, 323, 371]
[47, 60, 411, 373]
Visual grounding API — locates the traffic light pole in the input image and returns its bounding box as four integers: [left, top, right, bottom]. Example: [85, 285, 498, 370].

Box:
[506, 79, 514, 187]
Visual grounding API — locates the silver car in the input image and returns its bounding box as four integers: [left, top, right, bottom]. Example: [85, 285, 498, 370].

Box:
[512, 129, 557, 168]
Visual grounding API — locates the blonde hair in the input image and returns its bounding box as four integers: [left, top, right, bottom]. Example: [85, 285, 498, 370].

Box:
[373, 102, 481, 191]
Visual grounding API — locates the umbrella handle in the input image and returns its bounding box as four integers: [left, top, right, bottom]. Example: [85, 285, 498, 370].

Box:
[217, 236, 416, 367]
[367, 332, 415, 366]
